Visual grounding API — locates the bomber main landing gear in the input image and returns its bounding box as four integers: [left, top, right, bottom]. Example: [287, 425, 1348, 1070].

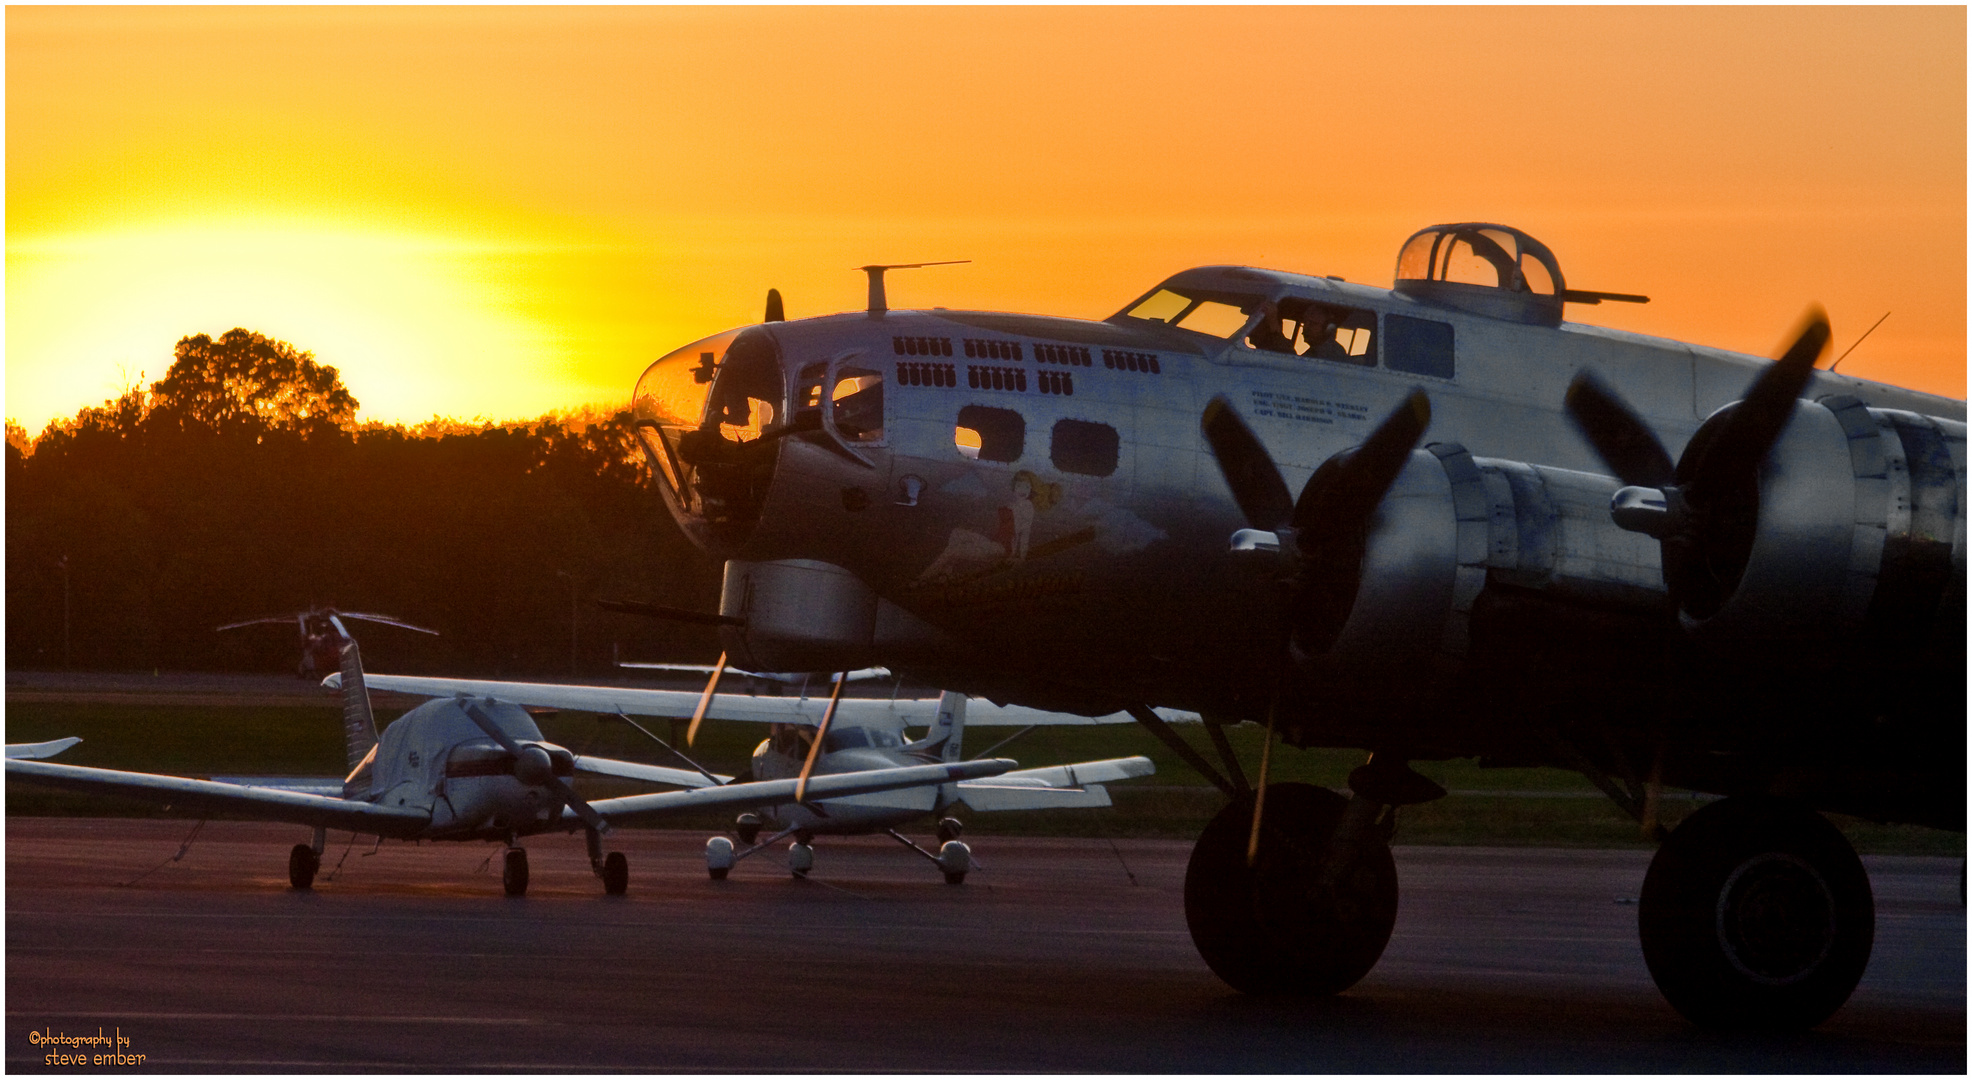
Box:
[1184, 782, 1398, 996]
[1638, 796, 1874, 1030]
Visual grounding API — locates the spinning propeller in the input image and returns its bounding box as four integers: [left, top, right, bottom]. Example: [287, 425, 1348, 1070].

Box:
[1203, 388, 1432, 657]
[1199, 389, 1433, 861]
[1564, 308, 1830, 619]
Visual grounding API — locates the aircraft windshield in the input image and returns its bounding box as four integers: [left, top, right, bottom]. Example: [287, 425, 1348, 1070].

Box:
[1120, 288, 1258, 339]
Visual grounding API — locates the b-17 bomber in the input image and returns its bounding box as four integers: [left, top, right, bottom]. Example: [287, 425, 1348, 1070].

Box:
[627, 223, 1963, 1030]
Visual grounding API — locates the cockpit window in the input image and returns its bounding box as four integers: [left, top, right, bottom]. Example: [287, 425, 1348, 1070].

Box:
[823, 726, 872, 753]
[1121, 288, 1258, 339]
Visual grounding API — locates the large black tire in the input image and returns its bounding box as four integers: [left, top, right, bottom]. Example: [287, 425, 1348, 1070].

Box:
[288, 844, 319, 891]
[601, 851, 629, 896]
[1638, 796, 1874, 1030]
[1184, 782, 1398, 996]
[502, 848, 530, 897]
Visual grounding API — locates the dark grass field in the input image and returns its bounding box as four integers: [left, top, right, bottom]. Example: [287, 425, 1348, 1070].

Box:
[6, 700, 1962, 856]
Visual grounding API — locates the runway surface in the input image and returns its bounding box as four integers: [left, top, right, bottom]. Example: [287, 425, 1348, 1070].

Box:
[7, 818, 1963, 1072]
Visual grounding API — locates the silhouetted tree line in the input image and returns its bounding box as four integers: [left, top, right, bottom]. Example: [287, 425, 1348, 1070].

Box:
[7, 328, 724, 676]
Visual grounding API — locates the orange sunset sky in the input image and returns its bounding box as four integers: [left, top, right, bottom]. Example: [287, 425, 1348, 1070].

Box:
[7, 6, 1965, 434]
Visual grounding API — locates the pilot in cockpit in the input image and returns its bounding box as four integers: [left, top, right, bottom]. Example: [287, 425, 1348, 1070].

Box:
[1245, 302, 1297, 354]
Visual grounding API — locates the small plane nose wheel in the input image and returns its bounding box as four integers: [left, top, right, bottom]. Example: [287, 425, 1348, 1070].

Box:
[936, 817, 965, 844]
[502, 848, 530, 897]
[735, 813, 763, 846]
[288, 844, 320, 890]
[1638, 796, 1873, 1029]
[937, 839, 971, 884]
[706, 836, 736, 880]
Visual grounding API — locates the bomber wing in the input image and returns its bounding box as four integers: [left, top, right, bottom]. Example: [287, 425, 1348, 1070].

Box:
[575, 758, 1016, 827]
[6, 759, 432, 837]
[331, 672, 1195, 727]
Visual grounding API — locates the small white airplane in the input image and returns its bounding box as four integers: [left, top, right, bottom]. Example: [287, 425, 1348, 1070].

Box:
[338, 670, 1163, 883]
[6, 617, 1014, 897]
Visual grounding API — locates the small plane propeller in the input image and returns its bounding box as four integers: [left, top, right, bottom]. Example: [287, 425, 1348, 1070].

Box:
[1199, 389, 1432, 862]
[794, 670, 851, 803]
[458, 699, 610, 835]
[1564, 307, 1830, 616]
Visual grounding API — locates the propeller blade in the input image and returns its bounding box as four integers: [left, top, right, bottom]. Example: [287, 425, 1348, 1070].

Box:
[1201, 395, 1294, 531]
[215, 616, 297, 632]
[765, 288, 785, 323]
[1681, 306, 1830, 497]
[1563, 370, 1676, 489]
[1246, 689, 1280, 868]
[685, 652, 728, 747]
[459, 700, 609, 834]
[336, 612, 440, 636]
[794, 671, 849, 803]
[1290, 389, 1432, 538]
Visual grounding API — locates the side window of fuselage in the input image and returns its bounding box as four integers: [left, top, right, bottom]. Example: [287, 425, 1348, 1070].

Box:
[1384, 315, 1456, 379]
[955, 404, 1026, 463]
[832, 367, 885, 443]
[1050, 419, 1120, 477]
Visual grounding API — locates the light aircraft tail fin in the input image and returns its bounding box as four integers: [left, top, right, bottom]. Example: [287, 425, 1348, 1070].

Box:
[335, 625, 380, 799]
[905, 691, 966, 763]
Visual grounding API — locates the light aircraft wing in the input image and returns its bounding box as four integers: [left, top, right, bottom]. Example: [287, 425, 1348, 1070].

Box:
[577, 758, 1017, 828]
[207, 776, 346, 797]
[6, 759, 432, 837]
[954, 755, 1156, 811]
[613, 663, 892, 685]
[331, 672, 1196, 727]
[572, 755, 731, 788]
[6, 737, 82, 760]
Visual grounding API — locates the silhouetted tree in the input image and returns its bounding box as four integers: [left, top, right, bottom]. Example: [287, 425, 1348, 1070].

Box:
[148, 328, 357, 436]
[7, 330, 721, 675]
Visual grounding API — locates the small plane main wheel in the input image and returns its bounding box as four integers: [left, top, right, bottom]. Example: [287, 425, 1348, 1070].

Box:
[788, 840, 815, 878]
[943, 870, 967, 885]
[1638, 796, 1873, 1030]
[502, 848, 530, 897]
[288, 844, 319, 890]
[601, 851, 629, 896]
[1183, 782, 1398, 997]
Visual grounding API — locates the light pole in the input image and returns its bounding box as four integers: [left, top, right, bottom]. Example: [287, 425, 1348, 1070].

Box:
[556, 570, 577, 676]
[58, 555, 70, 669]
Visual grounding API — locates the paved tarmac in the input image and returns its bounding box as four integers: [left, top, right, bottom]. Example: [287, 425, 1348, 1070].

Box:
[6, 818, 1963, 1072]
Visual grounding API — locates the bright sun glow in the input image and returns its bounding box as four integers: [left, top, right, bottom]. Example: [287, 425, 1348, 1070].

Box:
[7, 222, 583, 433]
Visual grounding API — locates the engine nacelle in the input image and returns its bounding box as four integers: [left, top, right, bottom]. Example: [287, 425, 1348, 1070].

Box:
[1676, 396, 1966, 667]
[1307, 442, 1666, 689]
